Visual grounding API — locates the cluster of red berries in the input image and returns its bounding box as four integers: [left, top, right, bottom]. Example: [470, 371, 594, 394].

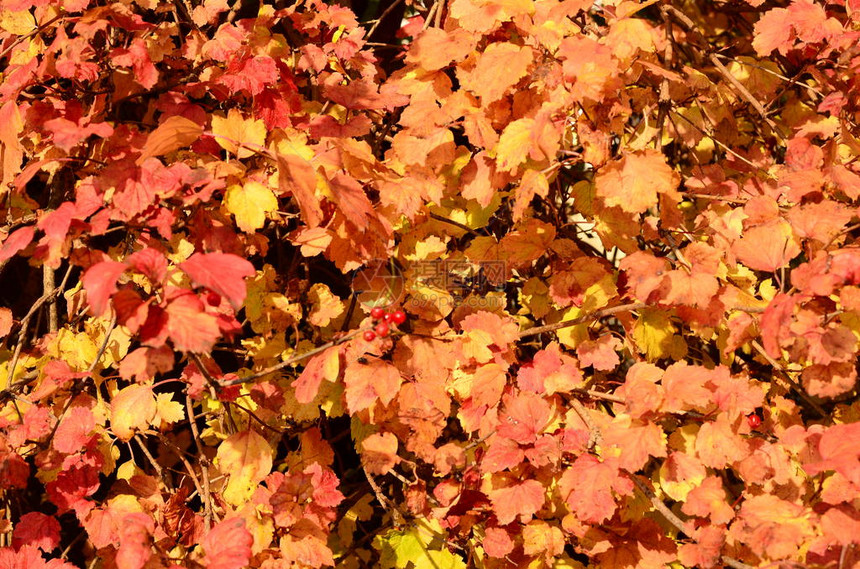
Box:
[363, 307, 406, 341]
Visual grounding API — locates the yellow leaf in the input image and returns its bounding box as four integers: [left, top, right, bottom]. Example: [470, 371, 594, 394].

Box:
[155, 393, 185, 425]
[49, 328, 98, 372]
[216, 430, 274, 507]
[211, 109, 266, 159]
[0, 8, 36, 35]
[307, 283, 345, 328]
[225, 180, 279, 233]
[495, 118, 534, 173]
[111, 384, 157, 441]
[633, 309, 687, 361]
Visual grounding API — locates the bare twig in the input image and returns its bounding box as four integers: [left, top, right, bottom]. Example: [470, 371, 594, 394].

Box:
[6, 265, 74, 384]
[158, 434, 206, 503]
[721, 556, 757, 569]
[43, 266, 57, 333]
[570, 398, 602, 450]
[575, 388, 625, 404]
[367, 0, 405, 37]
[630, 474, 693, 535]
[186, 393, 216, 528]
[87, 315, 117, 374]
[518, 303, 647, 339]
[363, 464, 405, 525]
[134, 435, 165, 481]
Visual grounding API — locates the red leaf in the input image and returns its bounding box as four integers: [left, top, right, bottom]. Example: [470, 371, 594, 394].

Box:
[328, 173, 375, 232]
[126, 247, 168, 284]
[202, 518, 253, 569]
[115, 513, 154, 569]
[0, 546, 76, 569]
[82, 261, 127, 317]
[308, 463, 345, 508]
[481, 437, 524, 473]
[179, 253, 255, 310]
[164, 291, 222, 353]
[53, 406, 96, 454]
[0, 451, 29, 489]
[12, 512, 61, 552]
[0, 226, 35, 264]
[118, 345, 175, 383]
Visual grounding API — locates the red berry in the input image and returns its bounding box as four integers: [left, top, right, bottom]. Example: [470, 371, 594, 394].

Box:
[375, 321, 390, 337]
[747, 414, 762, 429]
[391, 310, 406, 325]
[370, 307, 385, 320]
[363, 330, 376, 342]
[383, 312, 393, 322]
[205, 291, 221, 307]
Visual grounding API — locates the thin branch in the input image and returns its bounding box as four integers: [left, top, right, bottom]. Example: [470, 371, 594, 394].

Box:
[366, 0, 405, 37]
[630, 474, 693, 535]
[87, 315, 117, 374]
[157, 434, 206, 504]
[518, 303, 647, 339]
[219, 329, 361, 386]
[570, 398, 602, 450]
[429, 212, 482, 236]
[186, 393, 216, 528]
[750, 340, 827, 418]
[6, 265, 74, 384]
[134, 435, 165, 481]
[721, 556, 757, 569]
[575, 388, 625, 404]
[43, 266, 57, 333]
[363, 464, 405, 525]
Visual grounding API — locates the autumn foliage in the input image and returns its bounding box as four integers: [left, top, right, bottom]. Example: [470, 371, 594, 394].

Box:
[2, 0, 860, 567]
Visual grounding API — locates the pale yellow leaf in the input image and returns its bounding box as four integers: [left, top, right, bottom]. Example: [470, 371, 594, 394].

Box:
[225, 181, 279, 233]
[216, 430, 274, 506]
[495, 118, 534, 173]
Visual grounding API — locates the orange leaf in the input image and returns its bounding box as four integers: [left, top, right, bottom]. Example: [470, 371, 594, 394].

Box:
[136, 115, 203, 165]
[278, 153, 323, 227]
[110, 384, 157, 441]
[594, 149, 680, 214]
[682, 476, 734, 525]
[486, 477, 545, 525]
[460, 43, 533, 104]
[361, 432, 400, 475]
[343, 359, 402, 413]
[405, 28, 476, 71]
[733, 219, 801, 272]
